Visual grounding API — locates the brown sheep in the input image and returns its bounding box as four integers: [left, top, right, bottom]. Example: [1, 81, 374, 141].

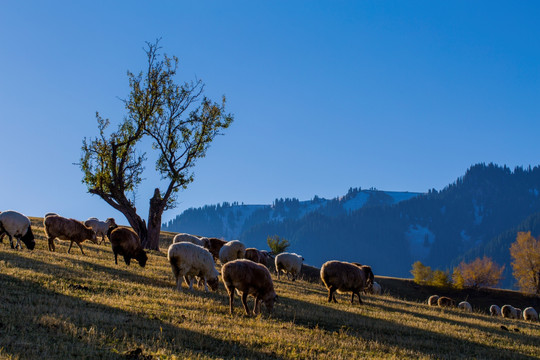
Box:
[221, 259, 278, 316]
[245, 248, 273, 268]
[202, 237, 227, 261]
[44, 215, 97, 255]
[320, 260, 374, 304]
[428, 295, 440, 306]
[108, 227, 148, 267]
[437, 296, 456, 307]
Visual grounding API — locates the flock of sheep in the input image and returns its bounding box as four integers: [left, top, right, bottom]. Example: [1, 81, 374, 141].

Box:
[0, 209, 538, 320]
[427, 294, 539, 322]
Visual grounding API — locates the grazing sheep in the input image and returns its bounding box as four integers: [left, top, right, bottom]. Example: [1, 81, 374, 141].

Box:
[108, 227, 147, 267]
[490, 305, 502, 316]
[0, 210, 35, 250]
[458, 301, 472, 312]
[202, 237, 227, 261]
[167, 242, 219, 292]
[275, 252, 304, 281]
[501, 305, 518, 319]
[219, 240, 246, 264]
[371, 281, 382, 295]
[44, 215, 97, 255]
[173, 233, 206, 247]
[320, 260, 374, 304]
[437, 296, 455, 307]
[245, 248, 274, 268]
[221, 259, 278, 316]
[428, 295, 440, 306]
[523, 307, 538, 321]
[84, 217, 117, 244]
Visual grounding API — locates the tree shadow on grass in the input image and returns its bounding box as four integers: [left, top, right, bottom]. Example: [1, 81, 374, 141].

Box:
[271, 295, 539, 360]
[0, 273, 284, 360]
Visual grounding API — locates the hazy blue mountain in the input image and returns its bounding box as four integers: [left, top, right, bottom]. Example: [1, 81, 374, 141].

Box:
[164, 163, 540, 289]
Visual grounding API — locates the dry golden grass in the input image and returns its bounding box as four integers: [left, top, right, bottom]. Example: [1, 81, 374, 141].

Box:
[0, 217, 539, 359]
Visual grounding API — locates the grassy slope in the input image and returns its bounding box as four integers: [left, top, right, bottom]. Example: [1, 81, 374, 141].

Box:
[0, 218, 538, 360]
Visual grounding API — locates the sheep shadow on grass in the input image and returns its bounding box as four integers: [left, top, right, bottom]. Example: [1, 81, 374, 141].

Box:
[270, 294, 539, 360]
[0, 272, 285, 360]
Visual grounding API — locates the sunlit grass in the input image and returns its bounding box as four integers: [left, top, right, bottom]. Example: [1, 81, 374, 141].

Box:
[0, 218, 539, 359]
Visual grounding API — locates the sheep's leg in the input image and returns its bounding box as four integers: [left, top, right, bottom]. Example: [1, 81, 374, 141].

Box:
[188, 277, 194, 291]
[292, 272, 296, 282]
[228, 288, 235, 315]
[241, 292, 251, 316]
[355, 291, 363, 305]
[183, 276, 191, 287]
[328, 287, 337, 303]
[48, 238, 56, 252]
[114, 252, 118, 265]
[8, 235, 15, 249]
[253, 296, 261, 315]
[176, 274, 183, 291]
[68, 241, 73, 254]
[77, 242, 85, 255]
[203, 279, 209, 292]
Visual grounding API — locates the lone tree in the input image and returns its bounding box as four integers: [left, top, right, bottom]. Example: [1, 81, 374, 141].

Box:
[79, 40, 233, 250]
[510, 231, 540, 295]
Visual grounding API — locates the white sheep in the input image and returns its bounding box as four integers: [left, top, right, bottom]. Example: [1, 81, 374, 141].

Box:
[167, 242, 219, 292]
[173, 233, 206, 247]
[0, 210, 35, 250]
[84, 217, 117, 244]
[489, 305, 501, 316]
[523, 307, 538, 321]
[458, 301, 472, 312]
[218, 240, 246, 264]
[371, 281, 382, 295]
[501, 305, 518, 319]
[275, 252, 304, 281]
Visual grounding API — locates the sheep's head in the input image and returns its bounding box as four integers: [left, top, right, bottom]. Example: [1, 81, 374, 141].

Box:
[207, 277, 219, 291]
[22, 226, 35, 250]
[136, 250, 148, 268]
[263, 291, 278, 313]
[89, 231, 98, 244]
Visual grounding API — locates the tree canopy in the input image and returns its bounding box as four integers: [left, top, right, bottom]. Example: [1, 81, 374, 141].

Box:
[80, 40, 233, 249]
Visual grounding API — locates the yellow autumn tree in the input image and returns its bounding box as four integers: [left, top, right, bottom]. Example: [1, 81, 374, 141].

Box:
[510, 231, 540, 295]
[410, 261, 433, 285]
[458, 256, 504, 289]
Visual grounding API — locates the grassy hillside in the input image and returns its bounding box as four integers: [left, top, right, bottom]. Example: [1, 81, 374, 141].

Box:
[1, 218, 539, 359]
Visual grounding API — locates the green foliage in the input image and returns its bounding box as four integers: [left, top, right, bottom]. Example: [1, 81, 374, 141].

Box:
[79, 39, 233, 248]
[410, 261, 433, 285]
[267, 235, 290, 254]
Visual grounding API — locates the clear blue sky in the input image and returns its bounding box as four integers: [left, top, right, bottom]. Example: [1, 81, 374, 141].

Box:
[1, 1, 539, 225]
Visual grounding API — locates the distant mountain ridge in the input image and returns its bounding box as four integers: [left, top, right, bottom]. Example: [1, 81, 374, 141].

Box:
[164, 163, 540, 289]
[163, 189, 421, 239]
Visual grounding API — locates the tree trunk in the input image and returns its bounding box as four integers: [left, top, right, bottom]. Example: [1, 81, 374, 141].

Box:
[144, 188, 164, 250]
[123, 210, 148, 247]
